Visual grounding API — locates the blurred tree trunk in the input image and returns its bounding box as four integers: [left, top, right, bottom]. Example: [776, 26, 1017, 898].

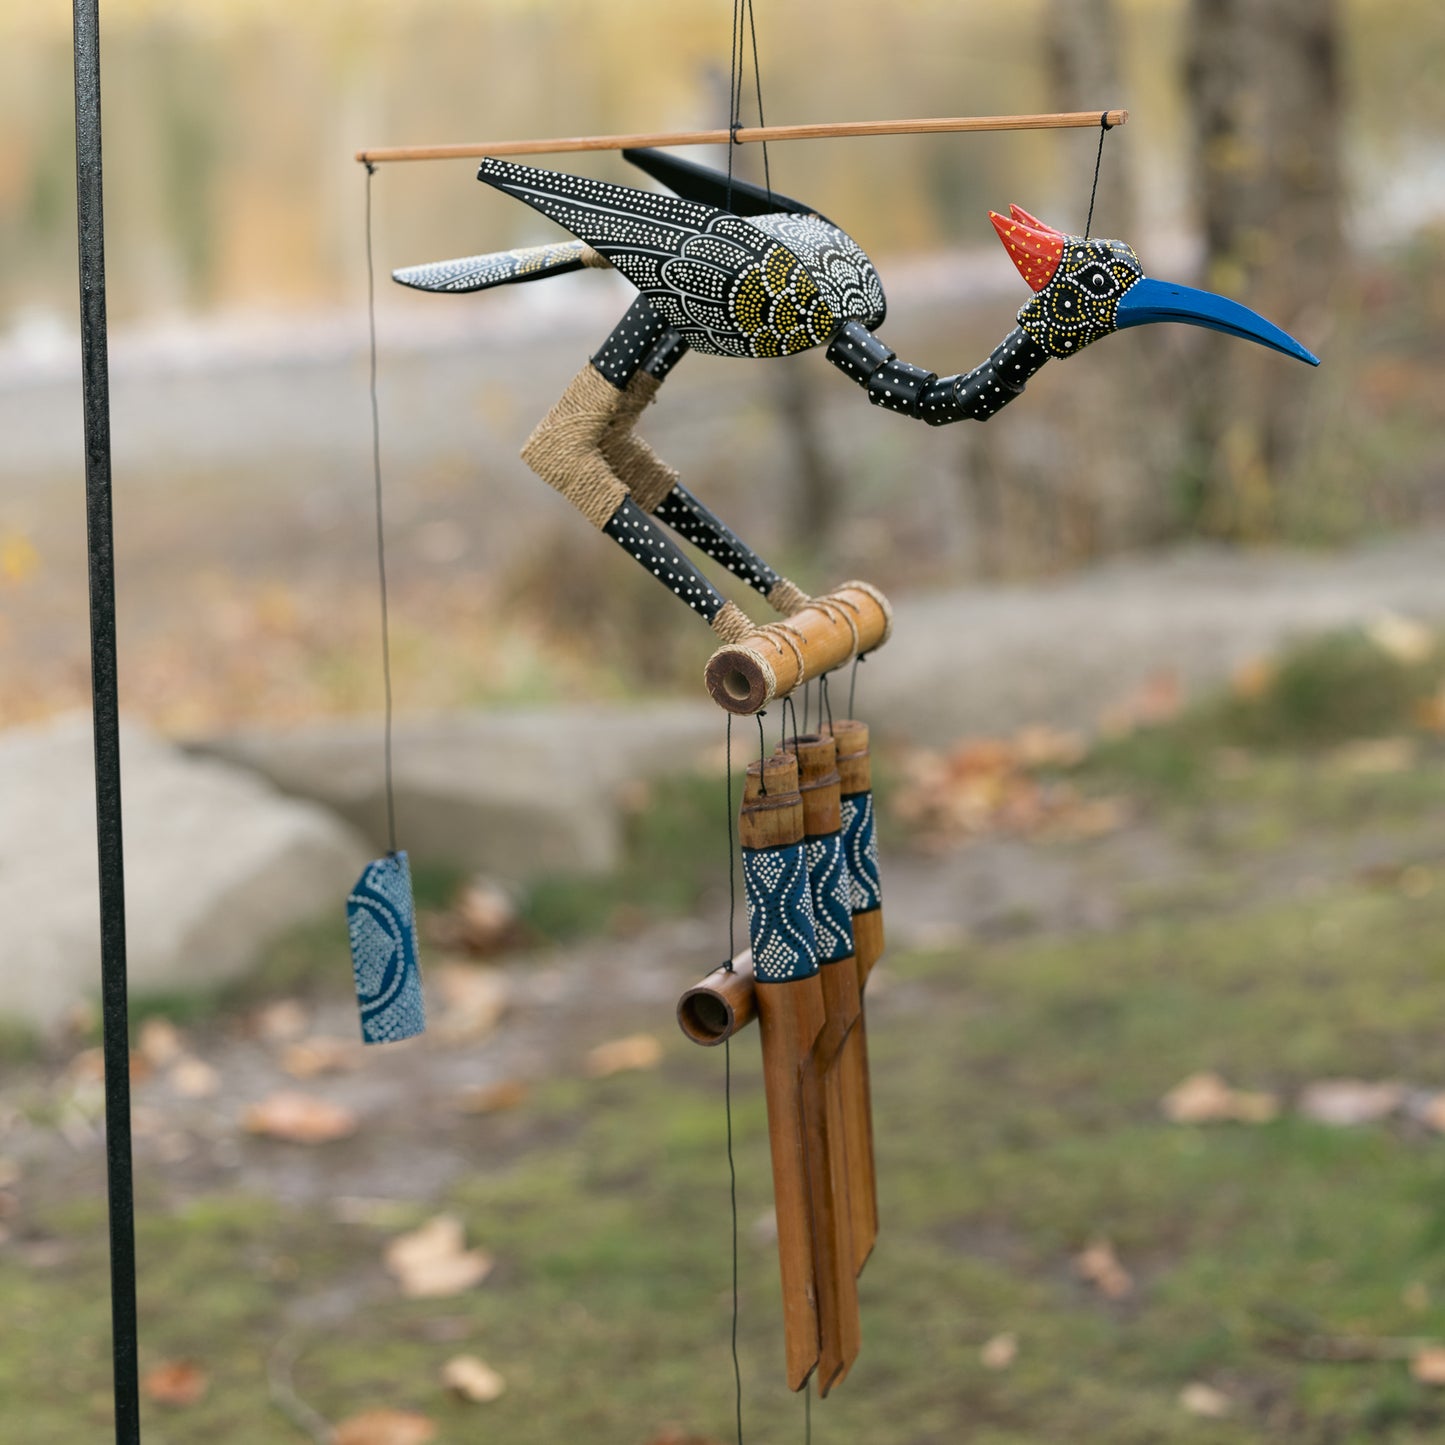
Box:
[1182, 0, 1342, 538]
[964, 0, 1178, 576]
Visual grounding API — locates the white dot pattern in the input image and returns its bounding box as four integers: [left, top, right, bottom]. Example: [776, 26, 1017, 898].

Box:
[592, 296, 667, 387]
[602, 497, 724, 622]
[743, 842, 820, 983]
[654, 484, 779, 596]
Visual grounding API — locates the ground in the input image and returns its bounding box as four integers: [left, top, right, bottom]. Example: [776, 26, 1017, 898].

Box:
[6, 630, 1445, 1442]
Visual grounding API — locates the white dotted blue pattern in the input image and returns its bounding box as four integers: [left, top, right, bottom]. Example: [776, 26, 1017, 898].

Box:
[744, 842, 819, 983]
[347, 851, 426, 1044]
[840, 793, 882, 913]
[805, 831, 855, 964]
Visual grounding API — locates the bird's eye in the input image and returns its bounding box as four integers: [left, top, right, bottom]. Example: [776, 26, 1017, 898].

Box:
[1076, 264, 1116, 297]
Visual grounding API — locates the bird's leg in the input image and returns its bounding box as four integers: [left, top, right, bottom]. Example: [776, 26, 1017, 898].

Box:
[520, 298, 753, 642]
[826, 320, 1050, 425]
[611, 331, 816, 619]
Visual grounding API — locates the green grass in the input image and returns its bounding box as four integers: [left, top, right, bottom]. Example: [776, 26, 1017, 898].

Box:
[10, 874, 1445, 1441]
[1083, 625, 1445, 802]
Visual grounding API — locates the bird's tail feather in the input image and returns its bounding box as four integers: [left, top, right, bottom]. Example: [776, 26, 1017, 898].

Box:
[392, 240, 608, 295]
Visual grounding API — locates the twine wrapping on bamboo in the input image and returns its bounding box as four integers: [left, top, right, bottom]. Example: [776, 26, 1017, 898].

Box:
[705, 581, 893, 714]
[740, 752, 826, 1390]
[520, 363, 631, 528]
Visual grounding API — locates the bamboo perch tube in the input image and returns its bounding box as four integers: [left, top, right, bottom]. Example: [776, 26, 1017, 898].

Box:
[705, 582, 892, 716]
[741, 753, 826, 1391]
[784, 734, 867, 1367]
[356, 110, 1129, 164]
[677, 950, 756, 1045]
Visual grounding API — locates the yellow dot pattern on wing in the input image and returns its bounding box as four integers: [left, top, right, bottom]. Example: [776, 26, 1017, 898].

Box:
[729, 245, 836, 359]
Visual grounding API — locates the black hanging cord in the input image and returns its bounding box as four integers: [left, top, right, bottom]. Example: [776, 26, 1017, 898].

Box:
[725, 0, 772, 211]
[364, 163, 399, 854]
[848, 652, 867, 720]
[71, 2, 141, 1440]
[721, 715, 744, 1444]
[1084, 111, 1114, 240]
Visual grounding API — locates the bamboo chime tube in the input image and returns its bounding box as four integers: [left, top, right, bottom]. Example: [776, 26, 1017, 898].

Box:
[355, 110, 1129, 165]
[676, 950, 757, 1046]
[705, 582, 892, 716]
[784, 733, 866, 1371]
[825, 719, 883, 1265]
[740, 753, 828, 1391]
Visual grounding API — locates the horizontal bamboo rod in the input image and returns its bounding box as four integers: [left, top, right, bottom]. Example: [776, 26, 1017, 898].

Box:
[356, 110, 1128, 165]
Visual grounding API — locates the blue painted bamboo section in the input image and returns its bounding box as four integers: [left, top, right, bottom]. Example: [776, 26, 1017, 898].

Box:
[840, 792, 882, 913]
[805, 831, 855, 963]
[743, 842, 819, 983]
[347, 851, 426, 1043]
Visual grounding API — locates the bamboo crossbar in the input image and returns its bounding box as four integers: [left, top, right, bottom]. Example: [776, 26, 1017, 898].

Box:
[355, 110, 1128, 165]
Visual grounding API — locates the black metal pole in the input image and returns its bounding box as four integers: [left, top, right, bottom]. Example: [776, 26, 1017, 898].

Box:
[71, 2, 141, 1440]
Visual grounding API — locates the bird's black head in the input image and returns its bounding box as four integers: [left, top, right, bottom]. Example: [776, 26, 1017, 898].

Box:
[989, 204, 1318, 366]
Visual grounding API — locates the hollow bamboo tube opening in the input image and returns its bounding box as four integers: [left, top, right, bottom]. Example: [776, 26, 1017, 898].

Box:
[705, 582, 891, 716]
[677, 951, 757, 1045]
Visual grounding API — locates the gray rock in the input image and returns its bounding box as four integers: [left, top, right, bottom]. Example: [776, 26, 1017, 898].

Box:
[0, 714, 368, 1030]
[191, 700, 724, 881]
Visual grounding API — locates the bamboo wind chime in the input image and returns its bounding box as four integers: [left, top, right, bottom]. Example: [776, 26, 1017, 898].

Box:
[361, 64, 1317, 1401]
[678, 721, 885, 1393]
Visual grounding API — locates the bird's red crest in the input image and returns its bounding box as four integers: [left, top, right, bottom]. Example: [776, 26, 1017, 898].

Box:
[989, 208, 1065, 292]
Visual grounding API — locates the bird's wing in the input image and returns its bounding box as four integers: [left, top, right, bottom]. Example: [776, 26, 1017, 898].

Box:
[393, 240, 591, 294]
[478, 157, 836, 357]
[621, 147, 825, 222]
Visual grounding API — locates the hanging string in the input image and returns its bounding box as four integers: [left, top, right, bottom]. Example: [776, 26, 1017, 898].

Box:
[725, 0, 772, 210]
[364, 162, 399, 854]
[805, 1387, 811, 1444]
[755, 711, 768, 789]
[781, 693, 799, 753]
[720, 714, 745, 1445]
[819, 671, 835, 734]
[1083, 111, 1113, 240]
[848, 653, 866, 720]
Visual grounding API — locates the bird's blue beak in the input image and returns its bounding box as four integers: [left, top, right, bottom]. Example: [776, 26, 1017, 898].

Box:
[1115, 277, 1319, 366]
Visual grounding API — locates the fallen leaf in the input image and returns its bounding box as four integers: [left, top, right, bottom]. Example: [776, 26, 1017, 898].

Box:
[253, 999, 310, 1043]
[1368, 612, 1434, 666]
[1416, 1094, 1445, 1134]
[170, 1056, 221, 1099]
[334, 1408, 438, 1445]
[142, 1360, 209, 1407]
[1074, 1239, 1133, 1299]
[1330, 738, 1417, 776]
[440, 1354, 506, 1403]
[0, 532, 39, 586]
[1179, 1382, 1230, 1418]
[1415, 689, 1445, 734]
[243, 1091, 358, 1144]
[65, 1047, 151, 1087]
[456, 1080, 530, 1114]
[1161, 1072, 1279, 1125]
[1012, 725, 1087, 769]
[586, 1033, 664, 1078]
[384, 1214, 493, 1299]
[1098, 670, 1183, 736]
[1298, 1079, 1403, 1127]
[980, 1332, 1018, 1370]
[1411, 1347, 1445, 1385]
[433, 963, 510, 1042]
[1230, 657, 1275, 701]
[449, 879, 521, 954]
[137, 1017, 185, 1068]
[283, 1036, 362, 1079]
